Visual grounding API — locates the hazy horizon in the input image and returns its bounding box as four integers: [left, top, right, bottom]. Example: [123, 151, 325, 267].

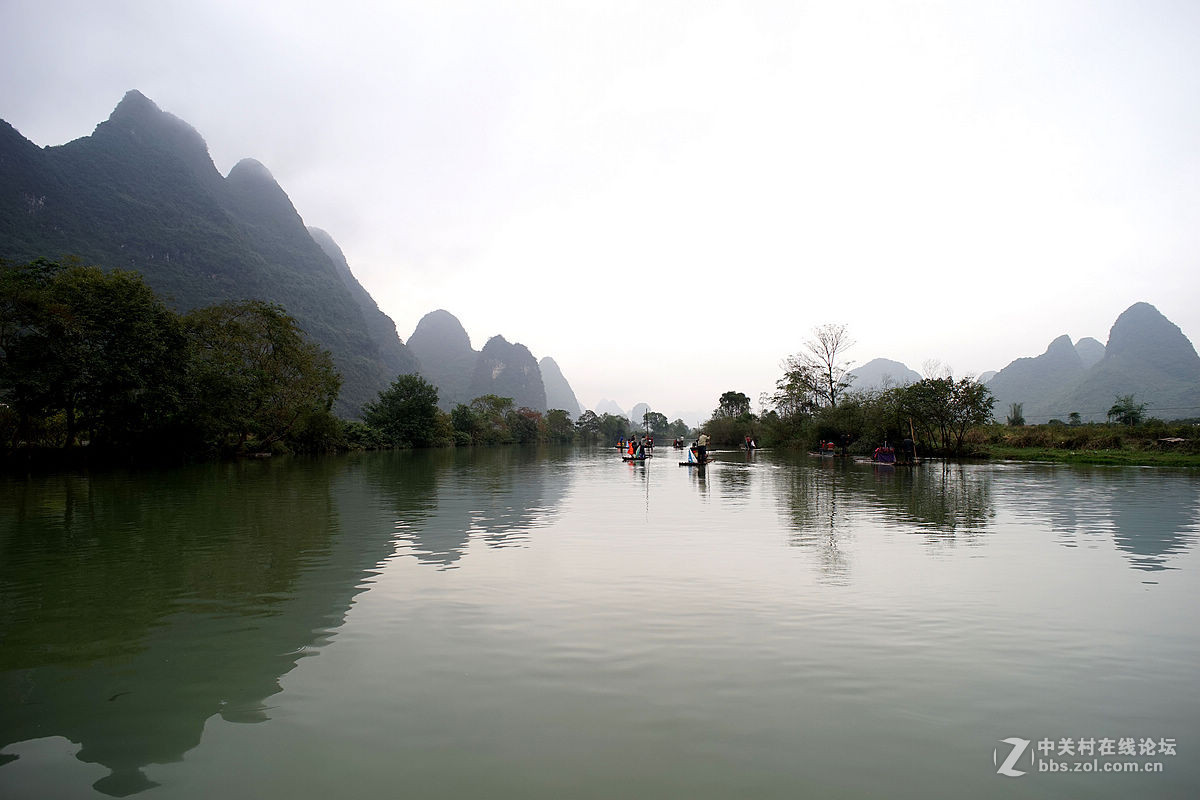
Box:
[4, 1, 1198, 420]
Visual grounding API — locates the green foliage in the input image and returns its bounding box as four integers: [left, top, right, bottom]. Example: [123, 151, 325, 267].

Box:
[1, 260, 348, 460]
[507, 407, 544, 444]
[545, 409, 575, 443]
[765, 353, 995, 456]
[1, 259, 186, 450]
[967, 419, 1200, 464]
[779, 323, 855, 410]
[897, 376, 995, 455]
[362, 374, 443, 448]
[450, 403, 483, 444]
[1107, 394, 1148, 426]
[341, 420, 390, 450]
[1006, 402, 1025, 426]
[703, 390, 758, 445]
[574, 409, 601, 442]
[469, 394, 515, 444]
[642, 410, 670, 435]
[595, 413, 631, 444]
[714, 391, 751, 418]
[183, 300, 341, 453]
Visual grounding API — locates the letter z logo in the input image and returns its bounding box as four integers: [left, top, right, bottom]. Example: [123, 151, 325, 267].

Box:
[994, 737, 1031, 777]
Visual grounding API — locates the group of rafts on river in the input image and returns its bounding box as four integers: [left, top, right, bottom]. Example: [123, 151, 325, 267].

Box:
[617, 434, 918, 467]
[617, 433, 758, 467]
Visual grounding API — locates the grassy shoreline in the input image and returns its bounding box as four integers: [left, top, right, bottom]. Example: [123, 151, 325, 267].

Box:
[976, 445, 1200, 467]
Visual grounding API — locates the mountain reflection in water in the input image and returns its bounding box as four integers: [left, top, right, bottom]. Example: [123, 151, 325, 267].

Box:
[0, 448, 1195, 798]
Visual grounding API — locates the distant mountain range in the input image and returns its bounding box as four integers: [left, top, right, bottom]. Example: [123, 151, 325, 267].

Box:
[0, 90, 582, 418]
[847, 304, 1199, 422]
[848, 358, 922, 389]
[987, 303, 1200, 422]
[405, 309, 586, 415]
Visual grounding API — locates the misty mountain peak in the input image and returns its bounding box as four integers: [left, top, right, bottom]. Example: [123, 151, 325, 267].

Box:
[1044, 334, 1080, 360]
[99, 90, 212, 168]
[1106, 302, 1199, 367]
[1074, 337, 1105, 368]
[410, 310, 473, 354]
[110, 89, 159, 119]
[225, 157, 303, 226]
[483, 334, 511, 349]
[227, 157, 276, 184]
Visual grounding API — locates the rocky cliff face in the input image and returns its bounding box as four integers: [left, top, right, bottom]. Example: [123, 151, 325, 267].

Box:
[309, 226, 419, 385]
[0, 90, 417, 417]
[539, 357, 582, 417]
[469, 336, 547, 412]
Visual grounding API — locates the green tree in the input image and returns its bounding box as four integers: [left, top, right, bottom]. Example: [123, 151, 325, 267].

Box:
[1006, 402, 1025, 426]
[642, 410, 670, 436]
[450, 403, 483, 445]
[715, 391, 751, 418]
[506, 407, 544, 444]
[780, 323, 855, 410]
[667, 418, 690, 439]
[1, 260, 185, 450]
[574, 409, 602, 442]
[899, 376, 994, 454]
[1107, 394, 1147, 426]
[597, 413, 631, 444]
[1068, 412, 1082, 426]
[545, 409, 575, 442]
[183, 300, 340, 452]
[469, 394, 515, 444]
[362, 374, 443, 447]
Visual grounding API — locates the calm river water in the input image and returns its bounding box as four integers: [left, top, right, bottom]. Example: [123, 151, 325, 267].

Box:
[1, 447, 1197, 798]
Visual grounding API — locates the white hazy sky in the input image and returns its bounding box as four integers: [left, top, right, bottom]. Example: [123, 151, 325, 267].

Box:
[3, 1, 1198, 422]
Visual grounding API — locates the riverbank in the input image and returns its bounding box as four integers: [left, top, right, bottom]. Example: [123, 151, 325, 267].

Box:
[958, 422, 1199, 467]
[978, 446, 1200, 467]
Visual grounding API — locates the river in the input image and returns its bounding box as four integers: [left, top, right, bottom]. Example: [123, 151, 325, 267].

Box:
[1, 446, 1197, 798]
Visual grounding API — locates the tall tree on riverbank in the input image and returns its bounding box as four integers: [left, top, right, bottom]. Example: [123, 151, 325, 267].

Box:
[899, 376, 994, 454]
[362, 374, 444, 448]
[1106, 394, 1147, 426]
[183, 300, 341, 452]
[1, 259, 185, 450]
[779, 324, 856, 410]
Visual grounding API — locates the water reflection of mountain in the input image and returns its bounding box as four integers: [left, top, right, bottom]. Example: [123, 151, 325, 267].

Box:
[364, 446, 569, 569]
[1001, 465, 1200, 572]
[770, 456, 1198, 574]
[0, 448, 568, 796]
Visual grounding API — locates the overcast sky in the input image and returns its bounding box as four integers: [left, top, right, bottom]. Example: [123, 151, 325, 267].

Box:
[3, 0, 1198, 422]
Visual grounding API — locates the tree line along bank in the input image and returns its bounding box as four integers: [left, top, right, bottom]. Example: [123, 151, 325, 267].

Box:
[5, 261, 1186, 467]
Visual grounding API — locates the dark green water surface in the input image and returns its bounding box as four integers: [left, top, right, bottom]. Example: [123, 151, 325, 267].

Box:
[2, 447, 1197, 798]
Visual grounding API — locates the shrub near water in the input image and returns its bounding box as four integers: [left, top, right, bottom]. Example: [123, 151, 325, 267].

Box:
[966, 421, 1200, 462]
